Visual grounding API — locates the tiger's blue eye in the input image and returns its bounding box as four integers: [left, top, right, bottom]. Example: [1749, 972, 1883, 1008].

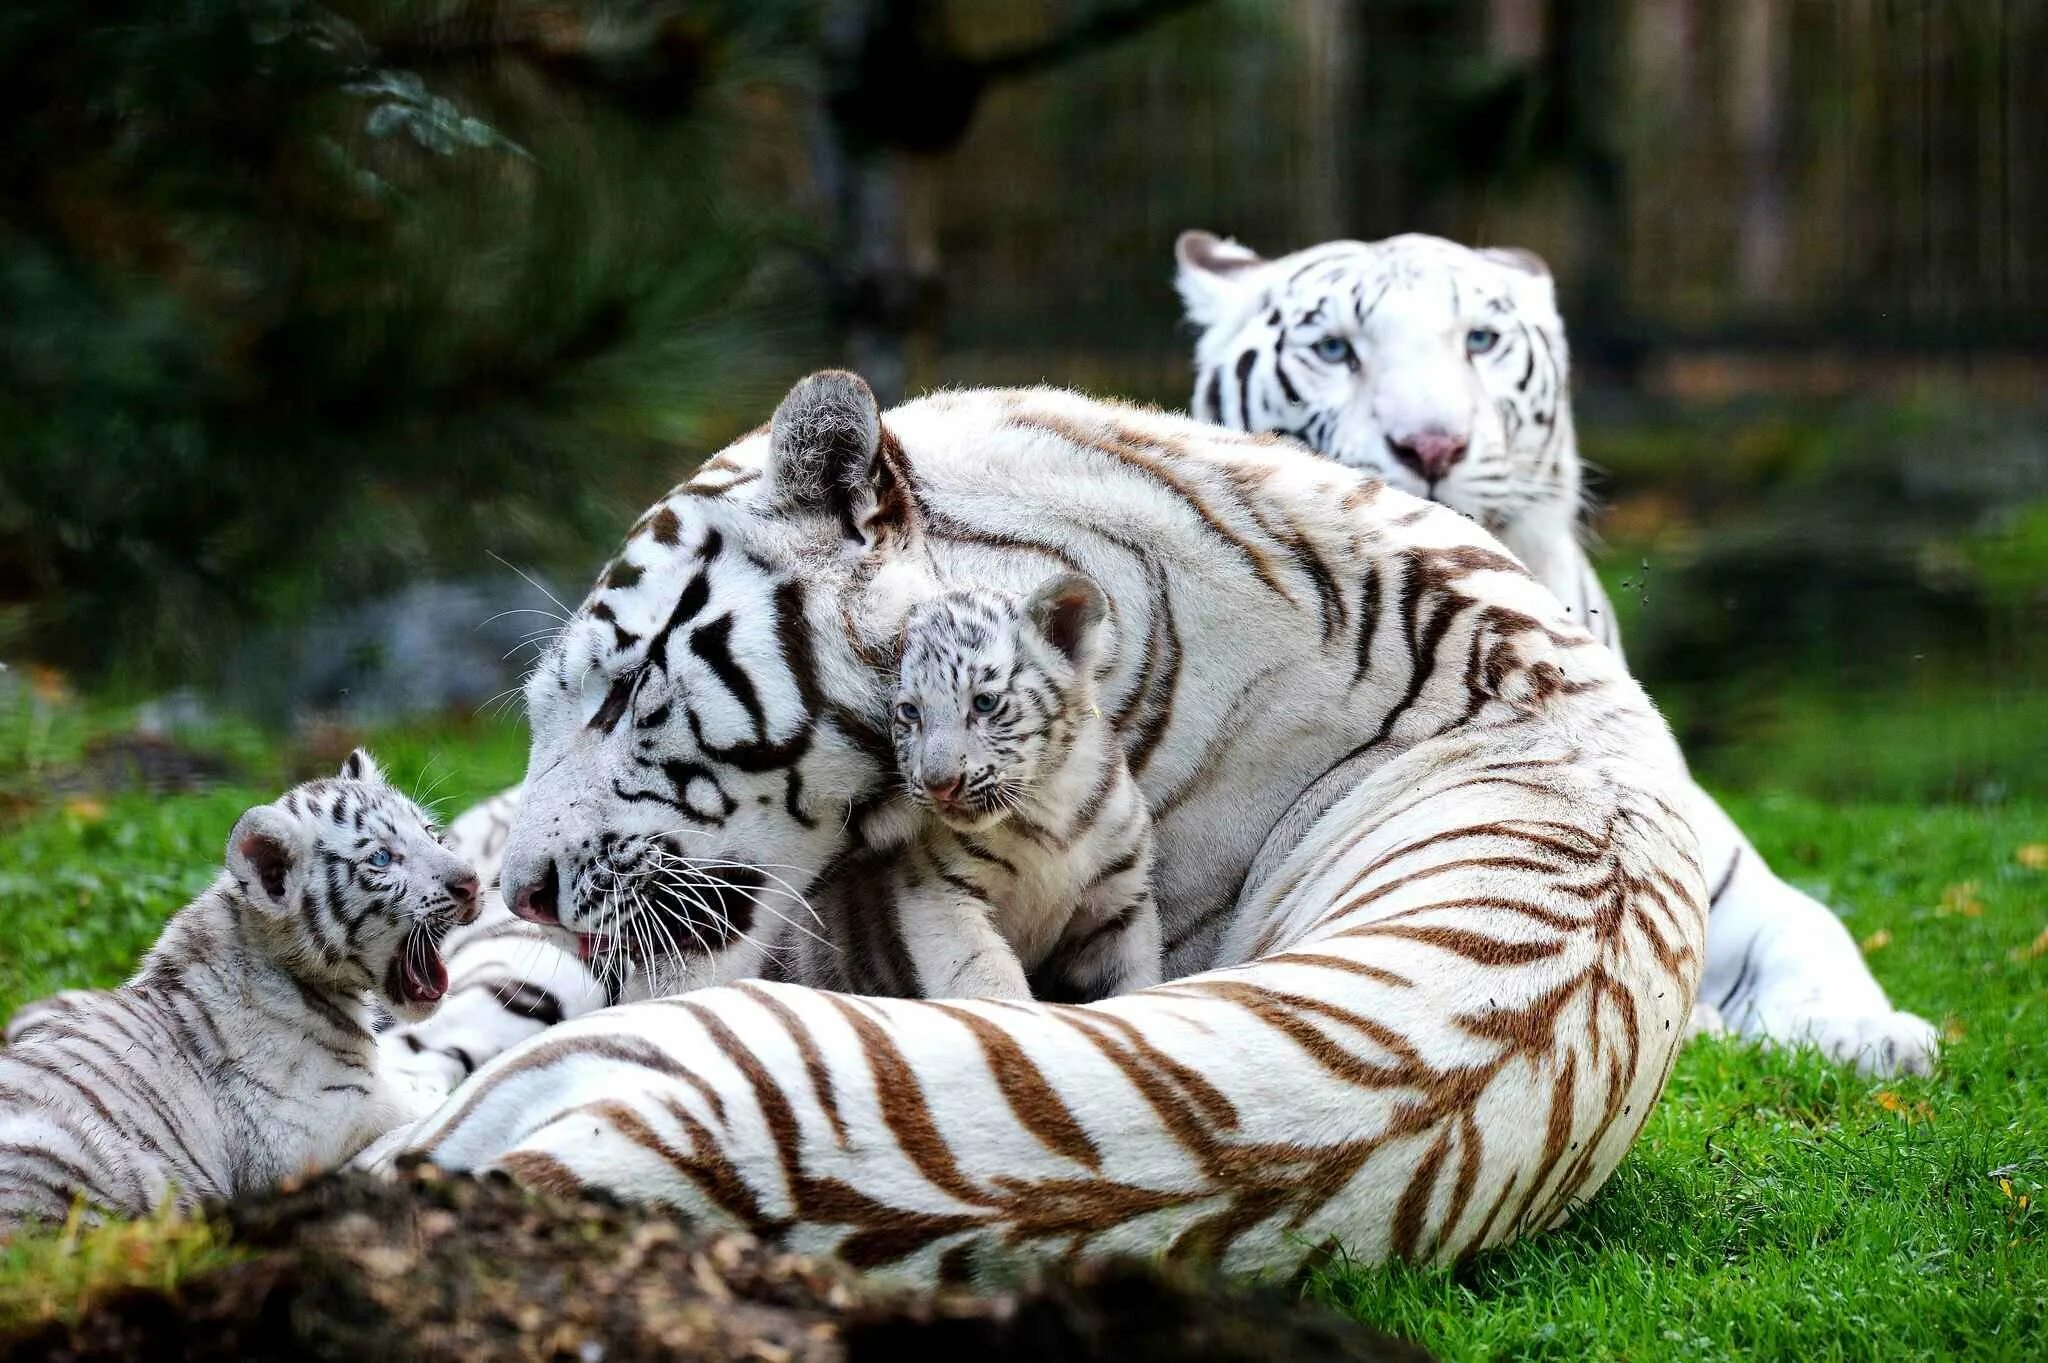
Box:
[1310, 335, 1353, 365]
[894, 700, 921, 726]
[972, 693, 999, 714]
[366, 849, 392, 869]
[1466, 327, 1500, 355]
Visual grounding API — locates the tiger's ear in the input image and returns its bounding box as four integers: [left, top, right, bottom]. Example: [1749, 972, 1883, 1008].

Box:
[338, 747, 384, 785]
[226, 805, 304, 912]
[1479, 246, 1557, 312]
[1025, 572, 1107, 668]
[1175, 230, 1265, 328]
[764, 370, 914, 547]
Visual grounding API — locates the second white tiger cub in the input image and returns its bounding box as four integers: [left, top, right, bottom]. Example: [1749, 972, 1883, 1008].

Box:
[875, 574, 1161, 1002]
[0, 751, 479, 1230]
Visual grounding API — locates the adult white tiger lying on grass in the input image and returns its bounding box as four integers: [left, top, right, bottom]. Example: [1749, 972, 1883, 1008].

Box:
[0, 752, 480, 1230]
[1175, 229, 1938, 1077]
[377, 371, 1707, 1283]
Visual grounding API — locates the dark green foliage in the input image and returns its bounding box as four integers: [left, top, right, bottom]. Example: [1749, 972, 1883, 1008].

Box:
[0, 0, 817, 679]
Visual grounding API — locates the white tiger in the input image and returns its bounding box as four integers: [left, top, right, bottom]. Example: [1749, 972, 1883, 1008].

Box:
[0, 751, 478, 1229]
[374, 373, 1708, 1284]
[1175, 229, 1938, 1076]
[806, 574, 1161, 1001]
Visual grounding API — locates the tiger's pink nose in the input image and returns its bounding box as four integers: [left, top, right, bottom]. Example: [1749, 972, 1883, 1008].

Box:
[1386, 431, 1469, 481]
[924, 774, 964, 805]
[510, 864, 559, 925]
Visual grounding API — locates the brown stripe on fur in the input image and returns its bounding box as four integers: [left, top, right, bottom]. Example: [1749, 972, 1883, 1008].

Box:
[732, 983, 850, 1147]
[928, 1003, 1103, 1171]
[1007, 410, 1298, 606]
[495, 1149, 589, 1199]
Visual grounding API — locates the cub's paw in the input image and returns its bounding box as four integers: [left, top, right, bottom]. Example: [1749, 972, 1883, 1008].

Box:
[1753, 998, 1941, 1076]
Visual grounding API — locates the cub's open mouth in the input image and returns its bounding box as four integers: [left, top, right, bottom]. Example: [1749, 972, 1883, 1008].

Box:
[386, 928, 450, 1008]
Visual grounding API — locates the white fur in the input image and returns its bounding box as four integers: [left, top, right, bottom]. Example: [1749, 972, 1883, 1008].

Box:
[387, 384, 1709, 1283]
[1176, 230, 1937, 1076]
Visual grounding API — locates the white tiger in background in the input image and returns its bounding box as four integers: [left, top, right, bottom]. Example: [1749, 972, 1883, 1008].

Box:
[373, 372, 1708, 1283]
[0, 752, 477, 1229]
[1175, 229, 1938, 1076]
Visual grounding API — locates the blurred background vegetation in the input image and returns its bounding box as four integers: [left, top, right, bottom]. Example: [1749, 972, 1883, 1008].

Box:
[0, 0, 2043, 803]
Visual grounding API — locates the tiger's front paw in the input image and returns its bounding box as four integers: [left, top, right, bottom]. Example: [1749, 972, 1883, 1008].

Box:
[377, 1031, 466, 1106]
[1751, 996, 1941, 1076]
[1683, 1000, 1728, 1042]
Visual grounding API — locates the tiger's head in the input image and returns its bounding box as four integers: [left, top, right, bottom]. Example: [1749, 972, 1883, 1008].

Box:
[498, 371, 923, 991]
[891, 574, 1106, 831]
[1175, 230, 1578, 551]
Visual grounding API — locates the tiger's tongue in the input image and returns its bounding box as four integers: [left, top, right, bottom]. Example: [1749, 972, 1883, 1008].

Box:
[400, 946, 448, 1005]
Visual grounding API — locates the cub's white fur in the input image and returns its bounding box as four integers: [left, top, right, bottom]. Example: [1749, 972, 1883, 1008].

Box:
[857, 575, 1159, 1001]
[0, 752, 478, 1228]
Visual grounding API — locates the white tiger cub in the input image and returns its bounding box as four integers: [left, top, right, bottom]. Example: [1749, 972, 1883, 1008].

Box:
[805, 575, 1161, 1001]
[1175, 228, 1940, 1075]
[0, 751, 480, 1229]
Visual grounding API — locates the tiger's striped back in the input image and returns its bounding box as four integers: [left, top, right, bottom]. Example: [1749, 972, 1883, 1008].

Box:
[388, 378, 1708, 1282]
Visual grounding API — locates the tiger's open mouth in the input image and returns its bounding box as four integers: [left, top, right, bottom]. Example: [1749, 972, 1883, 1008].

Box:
[385, 926, 450, 1009]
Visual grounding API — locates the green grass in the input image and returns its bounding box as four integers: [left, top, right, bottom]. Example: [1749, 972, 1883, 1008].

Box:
[2, 698, 2045, 1357]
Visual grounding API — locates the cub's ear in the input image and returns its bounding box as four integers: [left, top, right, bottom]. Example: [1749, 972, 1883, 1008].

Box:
[764, 370, 914, 547]
[1025, 572, 1107, 668]
[338, 747, 384, 785]
[226, 805, 304, 911]
[1174, 229, 1265, 328]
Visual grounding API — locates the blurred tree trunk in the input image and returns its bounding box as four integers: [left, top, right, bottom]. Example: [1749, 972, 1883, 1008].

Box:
[1298, 0, 1353, 241]
[814, 0, 1207, 402]
[1732, 0, 1788, 307]
[1549, 0, 1633, 375]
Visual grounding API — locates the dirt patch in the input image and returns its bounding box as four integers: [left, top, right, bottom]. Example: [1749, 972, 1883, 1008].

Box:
[2, 1167, 1430, 1363]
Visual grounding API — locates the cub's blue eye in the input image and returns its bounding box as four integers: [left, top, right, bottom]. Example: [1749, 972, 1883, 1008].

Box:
[1465, 327, 1500, 355]
[366, 849, 392, 869]
[893, 700, 921, 725]
[972, 693, 999, 714]
[1310, 335, 1353, 365]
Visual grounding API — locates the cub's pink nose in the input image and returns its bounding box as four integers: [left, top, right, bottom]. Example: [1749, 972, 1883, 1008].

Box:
[1386, 430, 1469, 481]
[924, 774, 964, 805]
[445, 872, 481, 925]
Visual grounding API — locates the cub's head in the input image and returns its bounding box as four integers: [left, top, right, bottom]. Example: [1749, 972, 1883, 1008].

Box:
[891, 574, 1106, 832]
[498, 371, 918, 988]
[1176, 230, 1575, 537]
[225, 749, 480, 1022]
